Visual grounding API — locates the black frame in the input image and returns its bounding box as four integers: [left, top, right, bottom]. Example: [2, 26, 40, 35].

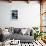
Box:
[12, 10, 18, 19]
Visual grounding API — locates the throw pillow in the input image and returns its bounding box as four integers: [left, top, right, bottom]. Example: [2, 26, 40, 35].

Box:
[14, 28, 21, 33]
[8, 27, 14, 34]
[21, 28, 27, 35]
[24, 28, 30, 35]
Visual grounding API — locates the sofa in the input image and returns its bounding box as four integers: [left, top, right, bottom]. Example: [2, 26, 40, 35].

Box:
[2, 27, 34, 43]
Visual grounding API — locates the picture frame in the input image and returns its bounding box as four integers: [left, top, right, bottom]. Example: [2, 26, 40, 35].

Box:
[12, 10, 18, 19]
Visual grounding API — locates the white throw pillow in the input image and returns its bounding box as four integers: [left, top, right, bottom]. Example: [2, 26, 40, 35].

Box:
[21, 29, 27, 35]
[3, 29, 10, 36]
[25, 28, 31, 35]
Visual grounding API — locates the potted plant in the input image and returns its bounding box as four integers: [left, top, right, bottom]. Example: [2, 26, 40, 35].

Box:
[32, 27, 43, 40]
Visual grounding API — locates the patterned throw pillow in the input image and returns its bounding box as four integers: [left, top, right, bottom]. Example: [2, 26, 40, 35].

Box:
[8, 27, 14, 34]
[14, 28, 21, 33]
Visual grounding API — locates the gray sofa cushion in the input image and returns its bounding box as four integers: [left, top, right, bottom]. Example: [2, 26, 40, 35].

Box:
[8, 33, 34, 43]
[9, 33, 34, 40]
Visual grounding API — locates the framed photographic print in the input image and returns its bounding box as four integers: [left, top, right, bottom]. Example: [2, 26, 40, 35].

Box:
[12, 10, 18, 19]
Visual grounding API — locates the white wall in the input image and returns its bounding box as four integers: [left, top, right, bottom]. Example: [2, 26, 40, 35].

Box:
[0, 1, 40, 28]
